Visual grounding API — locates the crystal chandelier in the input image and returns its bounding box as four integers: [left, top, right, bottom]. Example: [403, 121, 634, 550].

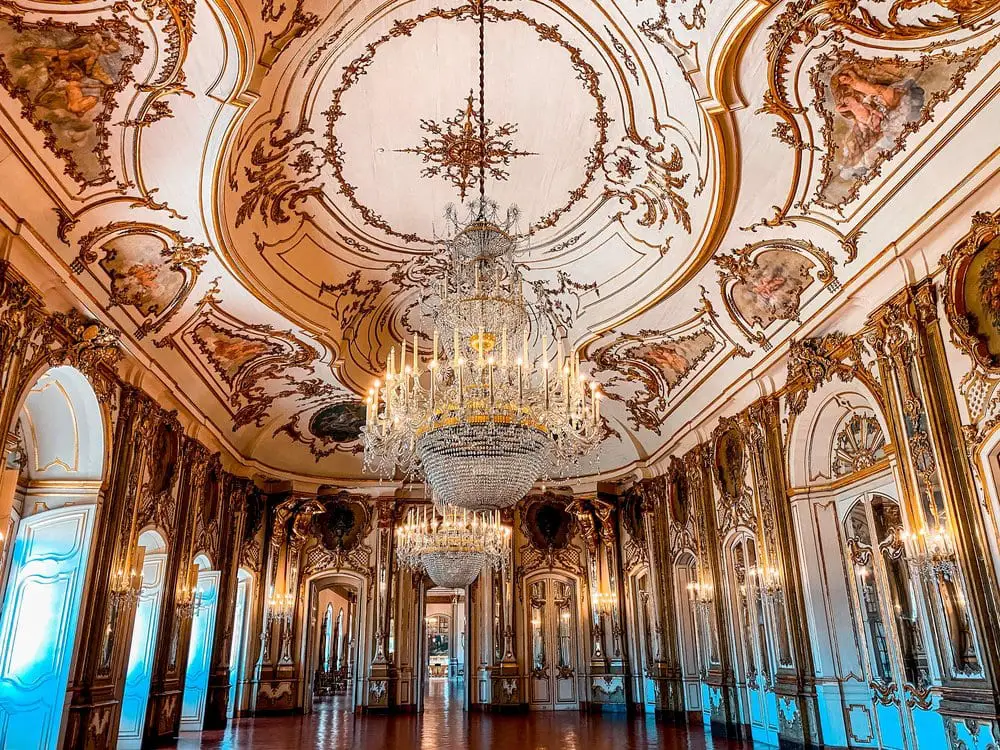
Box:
[395, 503, 511, 588]
[361, 1, 602, 510]
[900, 525, 957, 580]
[362, 202, 603, 509]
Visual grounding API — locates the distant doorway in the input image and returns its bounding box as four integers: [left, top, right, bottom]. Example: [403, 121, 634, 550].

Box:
[306, 574, 363, 713]
[422, 587, 466, 714]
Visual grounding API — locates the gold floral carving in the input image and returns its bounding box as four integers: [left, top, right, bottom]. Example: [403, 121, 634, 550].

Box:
[396, 92, 535, 201]
[784, 332, 868, 416]
[603, 137, 691, 247]
[233, 114, 325, 227]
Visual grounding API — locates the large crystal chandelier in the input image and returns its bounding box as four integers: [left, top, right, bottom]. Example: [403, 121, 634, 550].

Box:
[362, 200, 603, 509]
[395, 503, 511, 589]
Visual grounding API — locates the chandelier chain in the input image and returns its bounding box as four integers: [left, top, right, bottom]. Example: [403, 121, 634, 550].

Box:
[478, 0, 486, 212]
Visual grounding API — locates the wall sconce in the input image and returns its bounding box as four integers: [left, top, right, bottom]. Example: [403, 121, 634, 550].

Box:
[900, 525, 957, 580]
[592, 591, 615, 616]
[267, 591, 295, 628]
[749, 565, 783, 604]
[177, 583, 204, 621]
[686, 580, 714, 614]
[109, 563, 142, 608]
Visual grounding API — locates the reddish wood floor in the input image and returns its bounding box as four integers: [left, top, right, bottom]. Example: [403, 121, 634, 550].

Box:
[174, 680, 764, 749]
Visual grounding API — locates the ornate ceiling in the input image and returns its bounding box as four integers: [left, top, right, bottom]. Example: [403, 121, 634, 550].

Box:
[0, 0, 996, 484]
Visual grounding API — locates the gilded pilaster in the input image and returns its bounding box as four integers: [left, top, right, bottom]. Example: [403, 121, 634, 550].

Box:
[748, 397, 822, 747]
[635, 476, 685, 719]
[869, 283, 1000, 722]
[204, 476, 253, 728]
[144, 436, 210, 745]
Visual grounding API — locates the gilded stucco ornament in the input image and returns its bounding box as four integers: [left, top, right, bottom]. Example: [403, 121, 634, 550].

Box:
[155, 280, 341, 430]
[754, 0, 999, 230]
[72, 221, 208, 339]
[784, 332, 867, 417]
[588, 291, 749, 435]
[516, 492, 584, 582]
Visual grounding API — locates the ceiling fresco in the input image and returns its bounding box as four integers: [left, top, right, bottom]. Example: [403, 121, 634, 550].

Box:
[0, 0, 996, 483]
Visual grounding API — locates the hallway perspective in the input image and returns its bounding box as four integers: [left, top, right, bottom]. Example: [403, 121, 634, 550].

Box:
[0, 0, 998, 746]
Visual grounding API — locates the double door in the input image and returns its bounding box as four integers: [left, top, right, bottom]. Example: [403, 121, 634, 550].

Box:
[526, 575, 579, 710]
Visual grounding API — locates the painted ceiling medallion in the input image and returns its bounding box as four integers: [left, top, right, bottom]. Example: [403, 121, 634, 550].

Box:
[0, 14, 144, 185]
[397, 92, 535, 201]
[309, 401, 367, 443]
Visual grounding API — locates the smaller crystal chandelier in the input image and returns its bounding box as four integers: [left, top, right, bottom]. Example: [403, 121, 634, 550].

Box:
[686, 577, 714, 615]
[395, 503, 511, 589]
[592, 590, 616, 616]
[748, 564, 783, 604]
[900, 525, 957, 580]
[177, 583, 205, 621]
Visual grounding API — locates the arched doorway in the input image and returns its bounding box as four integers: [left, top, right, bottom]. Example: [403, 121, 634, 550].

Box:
[179, 554, 221, 731]
[117, 529, 169, 748]
[524, 572, 582, 710]
[0, 365, 106, 749]
[304, 572, 365, 713]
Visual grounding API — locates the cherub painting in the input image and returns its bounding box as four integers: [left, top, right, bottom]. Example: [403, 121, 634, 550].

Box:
[192, 322, 273, 384]
[632, 331, 716, 390]
[100, 235, 184, 317]
[813, 46, 990, 207]
[830, 62, 924, 181]
[730, 248, 815, 330]
[0, 18, 138, 183]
